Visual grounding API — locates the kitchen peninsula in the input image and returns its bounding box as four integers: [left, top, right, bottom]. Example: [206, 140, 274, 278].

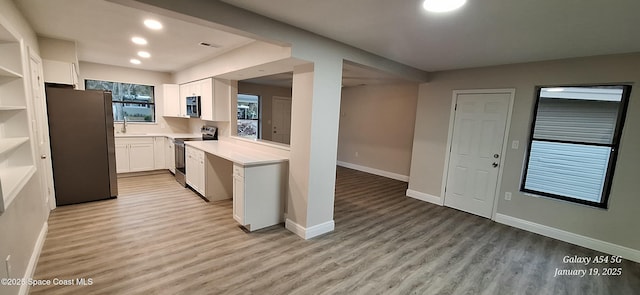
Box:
[186, 139, 289, 231]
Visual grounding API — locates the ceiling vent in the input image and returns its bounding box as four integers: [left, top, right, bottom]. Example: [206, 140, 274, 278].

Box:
[199, 42, 221, 48]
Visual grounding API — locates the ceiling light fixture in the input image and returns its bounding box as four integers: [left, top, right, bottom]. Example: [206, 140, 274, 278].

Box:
[130, 59, 141, 65]
[131, 37, 147, 45]
[422, 0, 466, 13]
[137, 51, 151, 58]
[144, 19, 163, 30]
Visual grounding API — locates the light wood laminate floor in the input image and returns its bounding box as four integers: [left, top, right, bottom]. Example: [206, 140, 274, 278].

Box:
[31, 168, 640, 294]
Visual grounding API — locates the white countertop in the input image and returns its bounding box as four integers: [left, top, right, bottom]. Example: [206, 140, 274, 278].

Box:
[185, 141, 289, 166]
[114, 132, 202, 140]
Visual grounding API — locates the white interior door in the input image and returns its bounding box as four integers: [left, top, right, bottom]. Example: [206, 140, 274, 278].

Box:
[444, 91, 511, 218]
[272, 96, 292, 144]
[28, 49, 56, 210]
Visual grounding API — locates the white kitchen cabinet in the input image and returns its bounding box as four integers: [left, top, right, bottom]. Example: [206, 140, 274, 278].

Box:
[153, 137, 166, 169]
[114, 143, 130, 173]
[0, 22, 37, 213]
[185, 146, 205, 196]
[232, 166, 245, 224]
[165, 138, 175, 174]
[201, 78, 232, 122]
[179, 78, 232, 122]
[42, 59, 78, 88]
[162, 84, 187, 118]
[115, 137, 156, 173]
[128, 143, 155, 172]
[232, 163, 286, 231]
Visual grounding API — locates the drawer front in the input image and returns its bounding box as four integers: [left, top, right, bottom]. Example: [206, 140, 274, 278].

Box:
[233, 164, 244, 177]
[115, 137, 154, 145]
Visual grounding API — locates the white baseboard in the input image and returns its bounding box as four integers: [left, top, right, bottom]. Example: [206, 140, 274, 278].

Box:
[406, 189, 444, 206]
[285, 219, 335, 240]
[495, 214, 640, 263]
[337, 161, 409, 182]
[19, 222, 48, 295]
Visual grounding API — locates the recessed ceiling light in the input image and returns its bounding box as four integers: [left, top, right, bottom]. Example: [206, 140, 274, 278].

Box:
[422, 0, 466, 13]
[131, 37, 147, 45]
[130, 59, 141, 65]
[144, 19, 163, 30]
[137, 51, 151, 58]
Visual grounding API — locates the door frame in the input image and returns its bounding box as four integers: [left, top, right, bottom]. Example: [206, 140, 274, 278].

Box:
[440, 88, 516, 220]
[271, 96, 292, 144]
[27, 47, 56, 210]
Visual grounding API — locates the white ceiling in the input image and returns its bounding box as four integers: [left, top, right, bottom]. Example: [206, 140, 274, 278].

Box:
[242, 61, 411, 88]
[15, 0, 255, 72]
[221, 0, 640, 71]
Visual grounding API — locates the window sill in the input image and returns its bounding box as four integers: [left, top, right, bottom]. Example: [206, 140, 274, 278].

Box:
[521, 191, 608, 210]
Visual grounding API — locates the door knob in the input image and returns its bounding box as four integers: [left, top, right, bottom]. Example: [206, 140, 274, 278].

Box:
[492, 162, 499, 168]
[273, 131, 277, 134]
[494, 154, 499, 158]
[41, 154, 47, 159]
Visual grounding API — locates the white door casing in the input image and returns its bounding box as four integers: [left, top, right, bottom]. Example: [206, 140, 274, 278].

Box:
[28, 48, 56, 210]
[272, 96, 292, 144]
[443, 89, 514, 219]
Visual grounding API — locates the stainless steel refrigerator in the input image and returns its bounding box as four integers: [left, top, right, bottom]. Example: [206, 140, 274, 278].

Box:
[45, 86, 118, 206]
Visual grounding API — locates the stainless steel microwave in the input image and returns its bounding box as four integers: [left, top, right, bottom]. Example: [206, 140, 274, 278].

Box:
[186, 96, 201, 118]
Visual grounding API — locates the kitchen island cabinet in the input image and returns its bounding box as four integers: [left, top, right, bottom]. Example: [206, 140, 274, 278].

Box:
[185, 141, 288, 231]
[185, 145, 205, 196]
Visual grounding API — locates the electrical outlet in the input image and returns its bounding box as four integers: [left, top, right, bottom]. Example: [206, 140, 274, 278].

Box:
[511, 140, 519, 149]
[355, 151, 359, 157]
[5, 255, 11, 278]
[505, 192, 512, 201]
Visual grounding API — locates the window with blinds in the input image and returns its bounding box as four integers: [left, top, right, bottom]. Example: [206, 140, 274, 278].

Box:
[521, 86, 631, 208]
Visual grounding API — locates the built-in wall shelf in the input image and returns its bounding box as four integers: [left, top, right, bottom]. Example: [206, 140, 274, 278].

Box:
[0, 165, 36, 213]
[0, 64, 22, 79]
[0, 137, 29, 154]
[1, 16, 36, 214]
[0, 106, 26, 111]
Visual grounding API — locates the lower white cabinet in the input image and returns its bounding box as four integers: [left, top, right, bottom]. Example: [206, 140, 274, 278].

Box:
[185, 146, 205, 196]
[115, 137, 157, 173]
[232, 166, 245, 224]
[154, 137, 166, 169]
[165, 138, 175, 173]
[232, 163, 286, 231]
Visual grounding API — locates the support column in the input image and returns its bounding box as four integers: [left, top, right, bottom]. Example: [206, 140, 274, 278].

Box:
[286, 58, 343, 239]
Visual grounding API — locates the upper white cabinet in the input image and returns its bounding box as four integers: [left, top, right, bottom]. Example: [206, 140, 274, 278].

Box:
[202, 78, 232, 122]
[42, 59, 78, 88]
[0, 22, 36, 213]
[179, 78, 232, 122]
[162, 84, 187, 118]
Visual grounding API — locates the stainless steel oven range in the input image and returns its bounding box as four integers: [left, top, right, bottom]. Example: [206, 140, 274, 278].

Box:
[174, 126, 218, 187]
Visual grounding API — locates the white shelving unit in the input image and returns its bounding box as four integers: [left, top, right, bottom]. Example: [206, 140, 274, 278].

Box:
[0, 19, 36, 213]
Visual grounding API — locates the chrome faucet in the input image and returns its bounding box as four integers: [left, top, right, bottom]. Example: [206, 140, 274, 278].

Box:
[121, 116, 128, 133]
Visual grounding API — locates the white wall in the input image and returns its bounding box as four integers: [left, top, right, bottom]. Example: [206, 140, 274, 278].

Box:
[409, 53, 640, 252]
[338, 83, 418, 178]
[38, 36, 77, 64]
[78, 61, 189, 134]
[0, 1, 49, 294]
